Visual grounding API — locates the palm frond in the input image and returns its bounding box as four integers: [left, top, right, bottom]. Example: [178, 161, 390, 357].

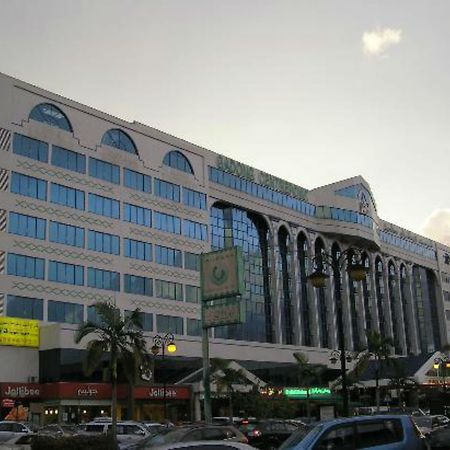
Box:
[84, 339, 108, 376]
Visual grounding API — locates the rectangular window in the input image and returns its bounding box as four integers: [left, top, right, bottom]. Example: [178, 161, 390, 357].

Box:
[87, 267, 120, 291]
[11, 172, 47, 201]
[8, 212, 46, 240]
[88, 193, 120, 219]
[155, 279, 183, 301]
[87, 305, 103, 326]
[154, 212, 181, 234]
[124, 168, 151, 193]
[183, 219, 208, 241]
[184, 252, 200, 271]
[49, 221, 84, 248]
[187, 319, 202, 336]
[13, 134, 48, 163]
[88, 230, 120, 255]
[156, 314, 184, 335]
[51, 146, 86, 174]
[155, 245, 182, 268]
[50, 183, 85, 210]
[7, 295, 43, 320]
[183, 187, 207, 210]
[124, 238, 152, 261]
[7, 253, 45, 279]
[124, 274, 153, 297]
[88, 157, 120, 184]
[185, 285, 200, 303]
[125, 310, 153, 331]
[154, 178, 180, 202]
[123, 203, 151, 227]
[48, 260, 84, 286]
[48, 300, 84, 324]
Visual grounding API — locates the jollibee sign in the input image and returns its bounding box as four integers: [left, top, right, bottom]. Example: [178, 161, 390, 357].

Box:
[0, 384, 40, 399]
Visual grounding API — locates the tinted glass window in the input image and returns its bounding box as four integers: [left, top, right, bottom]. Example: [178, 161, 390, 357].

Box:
[163, 150, 194, 174]
[29, 103, 72, 132]
[88, 193, 120, 219]
[52, 146, 86, 174]
[13, 134, 48, 162]
[48, 300, 84, 324]
[124, 238, 152, 261]
[9, 212, 46, 240]
[11, 172, 47, 201]
[154, 212, 181, 234]
[356, 420, 403, 448]
[315, 425, 355, 450]
[49, 221, 84, 248]
[48, 260, 84, 286]
[50, 183, 85, 210]
[102, 129, 137, 154]
[87, 267, 120, 291]
[156, 314, 183, 334]
[7, 253, 45, 279]
[124, 274, 153, 297]
[89, 157, 120, 184]
[155, 245, 182, 268]
[124, 203, 151, 227]
[7, 294, 43, 320]
[154, 178, 180, 202]
[124, 168, 151, 193]
[88, 230, 120, 255]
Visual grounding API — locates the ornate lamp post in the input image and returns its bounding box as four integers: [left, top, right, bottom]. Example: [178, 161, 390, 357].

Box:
[151, 333, 177, 422]
[308, 246, 367, 417]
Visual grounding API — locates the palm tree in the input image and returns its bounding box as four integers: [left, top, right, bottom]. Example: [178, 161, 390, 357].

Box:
[366, 330, 393, 412]
[211, 359, 248, 423]
[293, 352, 326, 419]
[74, 302, 148, 448]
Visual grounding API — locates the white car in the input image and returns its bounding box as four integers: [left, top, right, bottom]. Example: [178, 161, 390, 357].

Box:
[0, 423, 31, 444]
[150, 442, 257, 450]
[0, 433, 33, 450]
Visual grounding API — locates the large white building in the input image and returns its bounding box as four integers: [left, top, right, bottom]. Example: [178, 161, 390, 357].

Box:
[0, 72, 449, 422]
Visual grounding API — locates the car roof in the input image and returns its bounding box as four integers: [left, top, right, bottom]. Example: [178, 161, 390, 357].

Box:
[151, 441, 255, 450]
[319, 415, 410, 426]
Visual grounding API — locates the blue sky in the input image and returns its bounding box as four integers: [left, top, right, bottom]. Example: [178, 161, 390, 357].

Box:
[0, 0, 448, 243]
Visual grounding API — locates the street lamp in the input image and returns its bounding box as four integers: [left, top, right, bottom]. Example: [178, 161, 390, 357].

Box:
[433, 356, 450, 389]
[307, 246, 367, 417]
[151, 333, 177, 422]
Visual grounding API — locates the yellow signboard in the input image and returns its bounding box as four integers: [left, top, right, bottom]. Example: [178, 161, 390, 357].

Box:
[0, 317, 39, 348]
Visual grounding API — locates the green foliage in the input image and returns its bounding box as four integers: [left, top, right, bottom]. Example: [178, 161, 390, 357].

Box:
[31, 435, 115, 450]
[293, 352, 326, 387]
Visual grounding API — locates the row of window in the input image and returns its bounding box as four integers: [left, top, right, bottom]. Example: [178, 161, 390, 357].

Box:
[13, 134, 205, 208]
[11, 172, 208, 240]
[209, 166, 316, 217]
[378, 230, 436, 260]
[8, 212, 201, 269]
[6, 253, 201, 300]
[315, 205, 374, 229]
[6, 294, 202, 335]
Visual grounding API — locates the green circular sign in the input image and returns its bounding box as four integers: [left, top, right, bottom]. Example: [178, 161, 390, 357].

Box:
[211, 265, 228, 285]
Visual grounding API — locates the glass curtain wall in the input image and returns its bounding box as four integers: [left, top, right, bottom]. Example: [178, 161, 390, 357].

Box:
[388, 262, 403, 354]
[375, 257, 387, 337]
[210, 204, 273, 343]
[297, 233, 312, 346]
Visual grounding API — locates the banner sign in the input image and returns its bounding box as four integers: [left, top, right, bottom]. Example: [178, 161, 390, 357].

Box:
[284, 387, 332, 399]
[203, 298, 245, 328]
[201, 247, 244, 301]
[0, 317, 39, 348]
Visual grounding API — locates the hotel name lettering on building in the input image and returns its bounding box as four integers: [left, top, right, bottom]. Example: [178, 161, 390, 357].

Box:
[217, 155, 308, 200]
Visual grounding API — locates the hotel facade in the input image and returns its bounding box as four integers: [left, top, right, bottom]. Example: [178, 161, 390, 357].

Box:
[0, 72, 449, 422]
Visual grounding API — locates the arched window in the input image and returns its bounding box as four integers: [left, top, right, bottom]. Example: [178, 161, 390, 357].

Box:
[163, 150, 194, 174]
[278, 226, 294, 345]
[101, 129, 137, 154]
[315, 238, 329, 348]
[297, 233, 312, 346]
[29, 103, 72, 132]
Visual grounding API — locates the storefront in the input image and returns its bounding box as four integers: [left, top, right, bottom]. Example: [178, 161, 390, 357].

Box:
[0, 382, 192, 425]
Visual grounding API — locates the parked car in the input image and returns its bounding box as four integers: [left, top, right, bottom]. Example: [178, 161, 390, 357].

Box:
[414, 416, 450, 436]
[239, 419, 301, 449]
[428, 426, 450, 450]
[82, 420, 150, 445]
[138, 441, 257, 450]
[130, 424, 248, 449]
[0, 433, 34, 450]
[37, 424, 77, 437]
[0, 423, 32, 444]
[279, 415, 428, 450]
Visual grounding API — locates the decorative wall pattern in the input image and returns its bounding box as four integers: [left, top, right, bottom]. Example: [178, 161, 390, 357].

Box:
[15, 199, 113, 228]
[0, 128, 10, 151]
[11, 281, 113, 302]
[16, 160, 113, 194]
[12, 240, 113, 265]
[129, 192, 205, 220]
[130, 227, 206, 251]
[129, 297, 200, 315]
[129, 262, 200, 282]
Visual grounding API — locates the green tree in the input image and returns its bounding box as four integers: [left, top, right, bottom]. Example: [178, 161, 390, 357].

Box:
[293, 352, 326, 419]
[366, 330, 393, 412]
[74, 302, 148, 448]
[211, 359, 248, 422]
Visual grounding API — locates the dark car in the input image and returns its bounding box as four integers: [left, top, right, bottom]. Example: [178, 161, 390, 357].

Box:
[239, 420, 301, 450]
[131, 425, 247, 449]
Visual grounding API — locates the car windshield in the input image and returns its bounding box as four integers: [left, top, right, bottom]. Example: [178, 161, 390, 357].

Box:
[279, 425, 318, 449]
[138, 427, 181, 447]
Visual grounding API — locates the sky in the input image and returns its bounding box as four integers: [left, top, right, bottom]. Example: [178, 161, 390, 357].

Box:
[0, 0, 448, 244]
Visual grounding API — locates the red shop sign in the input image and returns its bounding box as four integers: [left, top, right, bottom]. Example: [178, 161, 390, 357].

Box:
[42, 382, 117, 400]
[1, 399, 15, 408]
[134, 386, 190, 400]
[0, 383, 41, 399]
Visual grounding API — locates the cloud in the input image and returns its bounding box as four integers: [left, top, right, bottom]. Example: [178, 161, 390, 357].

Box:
[362, 28, 402, 56]
[422, 209, 450, 246]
